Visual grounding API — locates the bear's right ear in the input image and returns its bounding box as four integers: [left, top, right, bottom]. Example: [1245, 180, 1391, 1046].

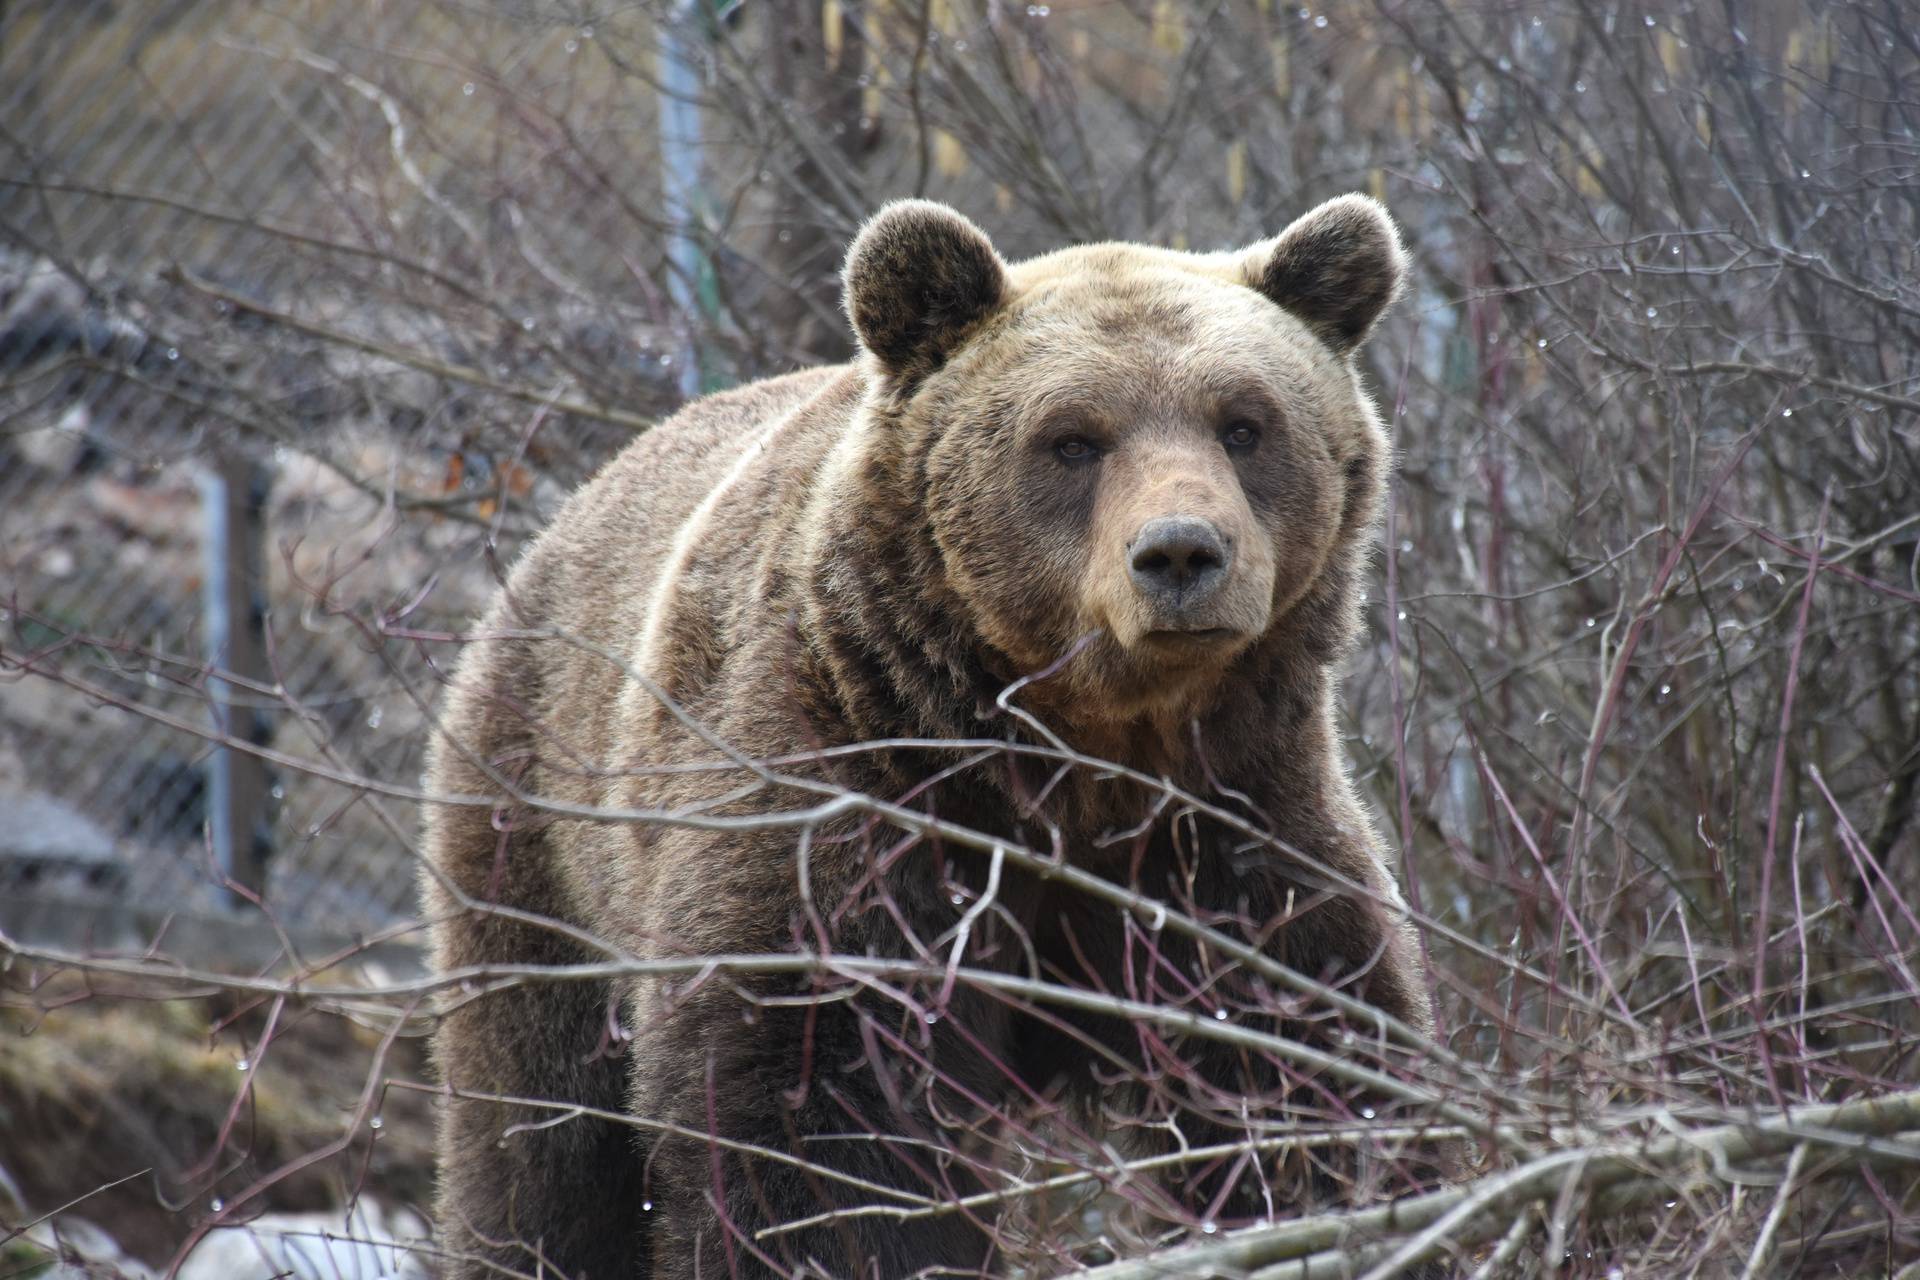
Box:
[843, 200, 1007, 379]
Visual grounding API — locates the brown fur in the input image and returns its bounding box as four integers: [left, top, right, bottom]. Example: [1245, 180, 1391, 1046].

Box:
[421, 197, 1432, 1279]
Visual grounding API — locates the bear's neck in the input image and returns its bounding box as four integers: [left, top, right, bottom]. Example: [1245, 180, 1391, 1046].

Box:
[795, 423, 992, 752]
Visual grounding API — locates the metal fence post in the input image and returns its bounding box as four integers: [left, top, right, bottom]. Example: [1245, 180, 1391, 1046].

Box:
[658, 0, 710, 400]
[200, 452, 272, 905]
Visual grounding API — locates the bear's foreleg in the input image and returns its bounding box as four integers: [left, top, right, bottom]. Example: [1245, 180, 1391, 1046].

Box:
[627, 983, 998, 1280]
[1173, 881, 1457, 1275]
[429, 874, 655, 1278]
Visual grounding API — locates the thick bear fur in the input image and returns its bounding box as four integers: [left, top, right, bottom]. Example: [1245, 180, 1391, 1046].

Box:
[421, 196, 1436, 1279]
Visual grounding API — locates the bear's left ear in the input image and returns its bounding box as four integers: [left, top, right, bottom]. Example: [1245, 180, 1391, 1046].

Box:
[1245, 194, 1409, 357]
[844, 200, 1008, 378]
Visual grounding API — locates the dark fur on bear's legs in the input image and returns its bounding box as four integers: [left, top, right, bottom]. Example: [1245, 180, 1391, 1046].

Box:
[628, 982, 998, 1280]
[431, 895, 652, 1280]
[421, 620, 656, 1279]
[1008, 828, 1456, 1277]
[1201, 897, 1458, 1279]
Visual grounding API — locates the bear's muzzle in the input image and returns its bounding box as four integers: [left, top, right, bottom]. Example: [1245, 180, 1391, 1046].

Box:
[1129, 514, 1233, 617]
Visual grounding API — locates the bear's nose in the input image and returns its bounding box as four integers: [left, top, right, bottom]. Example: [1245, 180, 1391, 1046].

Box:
[1128, 516, 1231, 607]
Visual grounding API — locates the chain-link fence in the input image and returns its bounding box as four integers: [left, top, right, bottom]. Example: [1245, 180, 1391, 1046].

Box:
[0, 1, 649, 938]
[0, 243, 476, 935]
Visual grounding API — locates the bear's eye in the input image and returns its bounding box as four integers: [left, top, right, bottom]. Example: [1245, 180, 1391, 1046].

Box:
[1222, 420, 1262, 452]
[1054, 437, 1099, 464]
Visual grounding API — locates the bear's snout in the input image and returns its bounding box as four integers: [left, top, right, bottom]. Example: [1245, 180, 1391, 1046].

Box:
[1128, 515, 1232, 615]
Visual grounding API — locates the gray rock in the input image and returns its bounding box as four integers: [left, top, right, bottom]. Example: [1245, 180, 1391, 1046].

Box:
[0, 788, 121, 864]
[17, 1203, 430, 1280]
[174, 1203, 431, 1280]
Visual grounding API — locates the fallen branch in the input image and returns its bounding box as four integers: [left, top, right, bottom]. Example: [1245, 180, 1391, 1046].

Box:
[1075, 1088, 1920, 1279]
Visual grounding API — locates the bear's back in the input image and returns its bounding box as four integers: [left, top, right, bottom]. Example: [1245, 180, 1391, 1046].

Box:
[429, 364, 859, 813]
[535, 362, 854, 645]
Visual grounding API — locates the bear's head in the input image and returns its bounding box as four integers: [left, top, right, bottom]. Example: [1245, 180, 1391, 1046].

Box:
[842, 196, 1407, 727]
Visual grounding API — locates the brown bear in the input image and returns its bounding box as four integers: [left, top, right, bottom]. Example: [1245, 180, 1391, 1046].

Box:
[420, 195, 1437, 1280]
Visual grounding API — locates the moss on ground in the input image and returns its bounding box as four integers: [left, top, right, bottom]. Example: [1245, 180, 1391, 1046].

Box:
[0, 969, 433, 1267]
